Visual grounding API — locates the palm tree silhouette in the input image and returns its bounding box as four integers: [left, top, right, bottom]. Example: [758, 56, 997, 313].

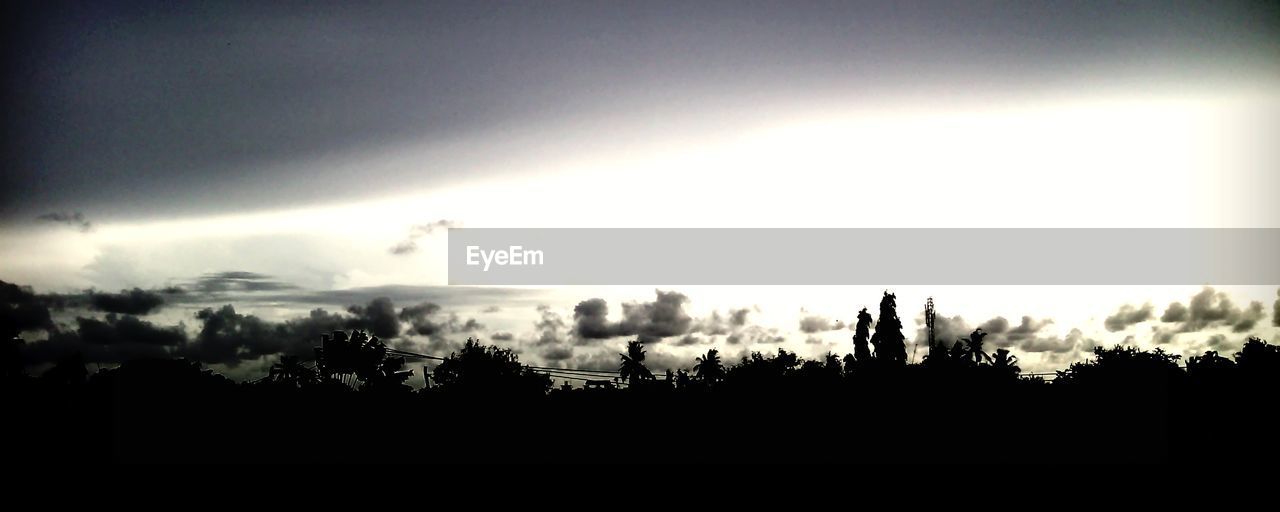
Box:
[694, 348, 725, 384]
[619, 340, 655, 383]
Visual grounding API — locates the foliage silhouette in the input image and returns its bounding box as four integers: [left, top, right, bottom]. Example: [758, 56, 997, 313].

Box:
[5, 289, 1280, 463]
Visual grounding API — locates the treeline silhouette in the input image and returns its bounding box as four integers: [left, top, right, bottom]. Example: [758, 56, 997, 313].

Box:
[5, 291, 1278, 463]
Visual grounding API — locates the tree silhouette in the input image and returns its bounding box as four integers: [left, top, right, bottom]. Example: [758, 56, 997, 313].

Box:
[962, 328, 991, 366]
[267, 355, 319, 389]
[315, 330, 388, 388]
[619, 340, 655, 383]
[990, 348, 1019, 377]
[869, 291, 906, 365]
[431, 337, 551, 395]
[694, 348, 725, 384]
[852, 307, 873, 363]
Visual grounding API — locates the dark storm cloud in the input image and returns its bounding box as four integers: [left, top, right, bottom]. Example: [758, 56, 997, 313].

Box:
[6, 1, 1273, 219]
[1104, 303, 1154, 332]
[8, 280, 500, 368]
[183, 305, 347, 366]
[1, 280, 56, 339]
[571, 290, 693, 343]
[36, 211, 92, 232]
[620, 290, 694, 343]
[397, 301, 483, 338]
[572, 298, 616, 339]
[75, 314, 186, 346]
[389, 220, 457, 255]
[346, 297, 400, 339]
[1160, 287, 1267, 334]
[89, 288, 165, 315]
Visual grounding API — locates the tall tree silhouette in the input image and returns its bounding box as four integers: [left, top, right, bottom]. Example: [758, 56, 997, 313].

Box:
[694, 348, 725, 384]
[869, 291, 906, 365]
[619, 340, 655, 383]
[852, 307, 873, 362]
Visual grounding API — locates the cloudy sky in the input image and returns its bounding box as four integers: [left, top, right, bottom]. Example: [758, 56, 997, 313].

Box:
[2, 1, 1278, 381]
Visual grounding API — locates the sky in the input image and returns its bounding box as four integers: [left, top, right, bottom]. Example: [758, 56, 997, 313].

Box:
[2, 1, 1279, 382]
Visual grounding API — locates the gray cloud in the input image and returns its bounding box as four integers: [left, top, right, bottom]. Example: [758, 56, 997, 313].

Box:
[532, 304, 569, 348]
[1104, 303, 1154, 332]
[36, 211, 92, 232]
[912, 312, 1059, 354]
[1160, 286, 1267, 334]
[389, 220, 457, 255]
[726, 326, 785, 345]
[188, 271, 298, 293]
[1274, 289, 1280, 327]
[798, 315, 845, 334]
[571, 290, 693, 343]
[1020, 328, 1091, 354]
[541, 345, 574, 361]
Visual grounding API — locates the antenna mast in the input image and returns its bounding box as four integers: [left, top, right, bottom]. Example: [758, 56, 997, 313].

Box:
[925, 297, 936, 349]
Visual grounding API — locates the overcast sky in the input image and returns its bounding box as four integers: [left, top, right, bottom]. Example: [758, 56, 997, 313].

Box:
[2, 1, 1278, 379]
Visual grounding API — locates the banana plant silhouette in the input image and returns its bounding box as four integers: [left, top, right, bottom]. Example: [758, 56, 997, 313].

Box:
[962, 328, 992, 366]
[991, 348, 1020, 376]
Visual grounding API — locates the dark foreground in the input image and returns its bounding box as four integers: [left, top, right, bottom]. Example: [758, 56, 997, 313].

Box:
[10, 344, 1277, 464]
